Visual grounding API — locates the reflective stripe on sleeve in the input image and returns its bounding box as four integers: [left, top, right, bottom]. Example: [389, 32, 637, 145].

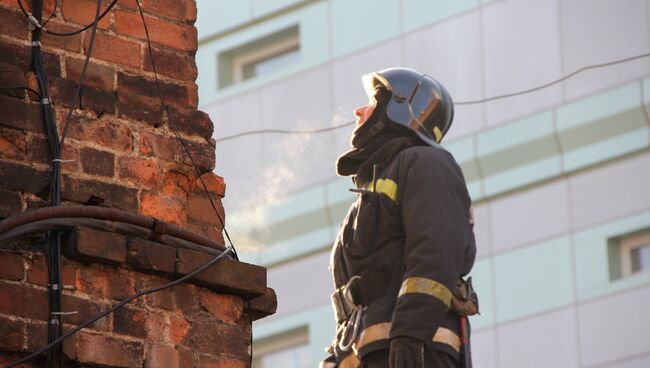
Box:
[398, 277, 452, 306]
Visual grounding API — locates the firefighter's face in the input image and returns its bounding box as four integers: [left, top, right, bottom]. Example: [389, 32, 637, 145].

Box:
[354, 99, 377, 126]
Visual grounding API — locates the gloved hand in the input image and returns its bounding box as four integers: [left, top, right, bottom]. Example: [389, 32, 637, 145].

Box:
[389, 336, 424, 368]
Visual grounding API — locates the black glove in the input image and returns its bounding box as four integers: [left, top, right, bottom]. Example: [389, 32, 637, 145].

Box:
[389, 336, 424, 368]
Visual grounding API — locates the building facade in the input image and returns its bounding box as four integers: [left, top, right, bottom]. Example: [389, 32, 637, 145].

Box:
[196, 0, 650, 367]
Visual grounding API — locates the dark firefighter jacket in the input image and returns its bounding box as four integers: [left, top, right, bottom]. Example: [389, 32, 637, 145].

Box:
[329, 144, 476, 366]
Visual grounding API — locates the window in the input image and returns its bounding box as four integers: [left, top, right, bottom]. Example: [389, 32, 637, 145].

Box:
[218, 26, 300, 89]
[252, 327, 310, 368]
[608, 229, 650, 280]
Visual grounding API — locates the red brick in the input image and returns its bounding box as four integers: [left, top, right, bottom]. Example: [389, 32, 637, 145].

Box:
[115, 10, 197, 52]
[61, 294, 110, 330]
[186, 223, 225, 246]
[84, 31, 142, 69]
[117, 156, 161, 188]
[117, 92, 164, 125]
[0, 281, 48, 320]
[145, 344, 180, 368]
[0, 189, 22, 218]
[169, 313, 191, 345]
[0, 6, 29, 40]
[168, 106, 213, 139]
[162, 170, 191, 199]
[249, 288, 278, 321]
[0, 315, 23, 352]
[0, 93, 44, 133]
[198, 356, 246, 368]
[140, 190, 186, 225]
[64, 117, 133, 153]
[185, 322, 248, 357]
[127, 238, 176, 274]
[49, 76, 77, 108]
[80, 147, 115, 177]
[80, 86, 117, 115]
[113, 306, 147, 338]
[140, 132, 215, 173]
[66, 58, 115, 89]
[67, 332, 145, 368]
[0, 127, 27, 161]
[25, 321, 48, 352]
[194, 173, 226, 197]
[0, 40, 60, 78]
[117, 72, 193, 109]
[187, 194, 225, 227]
[75, 265, 135, 300]
[145, 311, 166, 342]
[73, 227, 126, 264]
[145, 0, 197, 22]
[61, 174, 138, 211]
[26, 254, 76, 288]
[0, 161, 49, 194]
[137, 276, 175, 310]
[143, 47, 197, 81]
[173, 283, 196, 316]
[0, 62, 26, 99]
[0, 252, 24, 281]
[199, 291, 243, 323]
[41, 21, 83, 52]
[61, 0, 112, 30]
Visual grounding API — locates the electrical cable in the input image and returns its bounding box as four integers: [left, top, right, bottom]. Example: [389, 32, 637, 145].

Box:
[0, 86, 41, 98]
[133, 0, 239, 259]
[16, 0, 119, 36]
[214, 51, 650, 143]
[3, 246, 233, 368]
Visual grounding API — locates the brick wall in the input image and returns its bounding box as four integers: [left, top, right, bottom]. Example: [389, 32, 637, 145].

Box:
[0, 0, 276, 367]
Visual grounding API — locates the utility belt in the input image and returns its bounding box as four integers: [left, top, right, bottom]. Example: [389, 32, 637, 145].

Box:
[330, 275, 479, 367]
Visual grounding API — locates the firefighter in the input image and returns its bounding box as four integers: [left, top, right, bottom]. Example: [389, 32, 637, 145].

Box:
[322, 68, 477, 368]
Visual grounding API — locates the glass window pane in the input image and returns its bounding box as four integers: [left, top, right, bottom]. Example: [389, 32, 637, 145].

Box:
[631, 243, 650, 273]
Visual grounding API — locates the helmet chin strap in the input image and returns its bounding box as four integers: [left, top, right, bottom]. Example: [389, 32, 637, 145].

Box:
[352, 120, 386, 148]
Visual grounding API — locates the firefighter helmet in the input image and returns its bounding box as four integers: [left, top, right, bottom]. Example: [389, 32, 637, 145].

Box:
[362, 67, 454, 145]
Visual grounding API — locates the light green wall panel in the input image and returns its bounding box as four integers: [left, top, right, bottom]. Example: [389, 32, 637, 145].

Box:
[252, 0, 306, 18]
[254, 303, 335, 367]
[574, 210, 650, 301]
[477, 111, 554, 156]
[196, 0, 253, 39]
[468, 259, 495, 330]
[198, 1, 330, 103]
[444, 136, 483, 199]
[563, 127, 649, 172]
[402, 0, 480, 33]
[330, 0, 400, 58]
[494, 236, 573, 323]
[643, 77, 650, 116]
[484, 156, 561, 197]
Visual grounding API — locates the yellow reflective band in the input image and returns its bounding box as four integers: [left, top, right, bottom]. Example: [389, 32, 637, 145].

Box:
[351, 322, 461, 356]
[433, 126, 443, 143]
[339, 352, 360, 368]
[363, 178, 398, 203]
[398, 277, 452, 306]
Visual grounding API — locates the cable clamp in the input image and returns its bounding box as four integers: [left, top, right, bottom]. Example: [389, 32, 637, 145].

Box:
[49, 318, 60, 325]
[31, 41, 41, 47]
[40, 97, 51, 105]
[52, 158, 75, 163]
[50, 283, 59, 290]
[27, 14, 43, 31]
[51, 311, 78, 316]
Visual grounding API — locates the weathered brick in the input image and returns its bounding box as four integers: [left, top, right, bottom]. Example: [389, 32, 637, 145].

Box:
[145, 0, 197, 22]
[25, 321, 48, 352]
[193, 173, 225, 197]
[161, 170, 191, 199]
[80, 147, 115, 177]
[199, 290, 243, 323]
[117, 156, 161, 188]
[25, 253, 75, 287]
[176, 249, 266, 298]
[145, 344, 180, 368]
[143, 47, 197, 81]
[0, 189, 22, 218]
[169, 313, 191, 345]
[117, 93, 164, 125]
[185, 322, 248, 357]
[75, 264, 135, 300]
[0, 40, 30, 74]
[0, 161, 49, 194]
[41, 21, 83, 52]
[117, 72, 192, 109]
[0, 126, 28, 161]
[248, 287, 278, 321]
[113, 306, 147, 338]
[145, 311, 166, 342]
[168, 106, 212, 139]
[127, 238, 176, 274]
[49, 77, 78, 108]
[186, 223, 225, 246]
[66, 58, 115, 90]
[115, 10, 197, 52]
[187, 194, 224, 226]
[0, 62, 26, 99]
[140, 190, 186, 225]
[64, 116, 133, 153]
[0, 281, 48, 320]
[68, 227, 127, 264]
[80, 86, 117, 115]
[61, 0, 112, 30]
[198, 356, 246, 368]
[137, 276, 175, 310]
[0, 315, 23, 352]
[61, 174, 138, 211]
[84, 31, 143, 69]
[0, 93, 44, 133]
[139, 131, 215, 173]
[0, 6, 28, 40]
[172, 283, 196, 316]
[67, 332, 145, 368]
[61, 294, 110, 330]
